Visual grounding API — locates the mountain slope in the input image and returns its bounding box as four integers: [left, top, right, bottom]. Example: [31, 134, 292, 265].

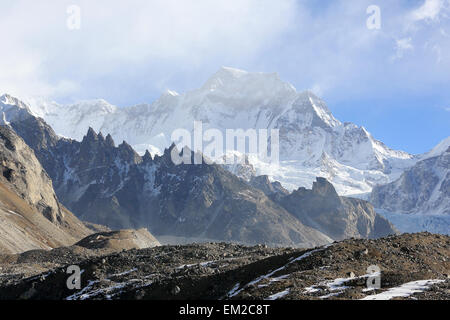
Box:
[253, 177, 397, 240]
[4, 109, 332, 247]
[0, 125, 92, 254]
[21, 68, 416, 195]
[2, 94, 398, 245]
[370, 138, 450, 215]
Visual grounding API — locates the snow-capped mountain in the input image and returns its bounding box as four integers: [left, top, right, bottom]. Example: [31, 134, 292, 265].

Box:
[370, 137, 450, 234]
[2, 92, 440, 236]
[4, 111, 334, 247]
[3, 104, 397, 244]
[1, 93, 35, 124]
[371, 137, 450, 215]
[19, 67, 416, 195]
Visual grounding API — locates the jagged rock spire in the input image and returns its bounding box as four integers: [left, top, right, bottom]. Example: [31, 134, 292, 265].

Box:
[105, 134, 115, 147]
[143, 150, 152, 162]
[84, 127, 98, 142]
[118, 140, 142, 164]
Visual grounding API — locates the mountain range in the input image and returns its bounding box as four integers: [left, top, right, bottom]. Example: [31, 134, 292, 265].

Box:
[0, 115, 447, 300]
[25, 67, 417, 196]
[370, 138, 450, 234]
[371, 138, 450, 215]
[1, 67, 448, 240]
[0, 92, 399, 247]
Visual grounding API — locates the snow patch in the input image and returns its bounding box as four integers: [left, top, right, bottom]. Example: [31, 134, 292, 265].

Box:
[266, 289, 290, 300]
[361, 279, 445, 300]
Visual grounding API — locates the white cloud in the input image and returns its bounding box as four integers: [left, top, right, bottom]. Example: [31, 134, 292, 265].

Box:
[411, 0, 447, 22]
[392, 37, 414, 60]
[0, 0, 298, 100]
[0, 0, 449, 107]
[391, 0, 450, 65]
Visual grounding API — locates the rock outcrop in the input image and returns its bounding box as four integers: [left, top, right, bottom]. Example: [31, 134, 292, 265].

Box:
[2, 97, 397, 246]
[0, 126, 93, 254]
[75, 228, 160, 252]
[7, 115, 332, 247]
[276, 177, 398, 240]
[0, 126, 63, 223]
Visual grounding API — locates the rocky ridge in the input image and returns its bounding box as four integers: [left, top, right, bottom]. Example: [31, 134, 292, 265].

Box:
[5, 107, 397, 246]
[371, 140, 450, 215]
[20, 68, 417, 196]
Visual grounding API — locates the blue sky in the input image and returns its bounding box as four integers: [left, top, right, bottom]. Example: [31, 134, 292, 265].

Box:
[0, 0, 449, 154]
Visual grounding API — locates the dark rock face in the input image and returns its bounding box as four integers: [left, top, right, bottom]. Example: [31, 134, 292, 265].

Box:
[146, 152, 330, 247]
[0, 125, 93, 253]
[4, 97, 396, 246]
[371, 149, 450, 215]
[0, 125, 63, 223]
[275, 178, 397, 240]
[9, 115, 330, 247]
[312, 177, 340, 198]
[248, 175, 289, 200]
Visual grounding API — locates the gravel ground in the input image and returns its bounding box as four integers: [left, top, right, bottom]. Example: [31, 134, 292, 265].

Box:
[0, 232, 448, 300]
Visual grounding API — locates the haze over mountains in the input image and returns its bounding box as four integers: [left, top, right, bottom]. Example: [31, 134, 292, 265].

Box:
[370, 138, 450, 234]
[0, 91, 400, 247]
[25, 67, 418, 196]
[1, 67, 448, 240]
[0, 109, 447, 299]
[371, 138, 450, 215]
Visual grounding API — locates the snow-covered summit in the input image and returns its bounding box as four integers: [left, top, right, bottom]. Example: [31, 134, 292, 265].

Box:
[371, 141, 450, 215]
[421, 137, 450, 160]
[0, 93, 35, 123]
[201, 67, 296, 99]
[4, 67, 420, 195]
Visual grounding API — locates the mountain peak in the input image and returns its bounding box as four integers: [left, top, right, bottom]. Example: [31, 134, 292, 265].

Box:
[202, 67, 248, 91]
[118, 140, 133, 150]
[0, 94, 31, 111]
[0, 93, 17, 104]
[163, 142, 178, 158]
[86, 127, 98, 140]
[217, 66, 248, 77]
[201, 67, 295, 94]
[143, 149, 152, 162]
[300, 90, 320, 100]
[312, 177, 339, 198]
[422, 136, 450, 160]
[116, 140, 142, 164]
[105, 133, 115, 147]
[291, 90, 340, 128]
